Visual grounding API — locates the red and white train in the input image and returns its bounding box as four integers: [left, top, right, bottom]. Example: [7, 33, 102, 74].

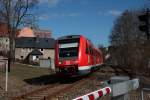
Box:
[55, 35, 103, 76]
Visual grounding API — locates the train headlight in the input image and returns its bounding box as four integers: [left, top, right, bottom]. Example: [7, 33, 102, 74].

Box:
[75, 60, 78, 63]
[59, 61, 62, 64]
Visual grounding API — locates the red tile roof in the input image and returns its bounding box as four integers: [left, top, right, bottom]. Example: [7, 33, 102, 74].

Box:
[0, 22, 8, 37]
[0, 22, 20, 37]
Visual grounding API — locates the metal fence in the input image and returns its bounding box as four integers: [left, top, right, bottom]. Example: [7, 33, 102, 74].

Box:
[40, 58, 55, 69]
[141, 88, 150, 100]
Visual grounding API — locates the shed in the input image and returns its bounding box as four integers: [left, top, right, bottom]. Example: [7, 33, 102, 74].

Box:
[29, 49, 43, 61]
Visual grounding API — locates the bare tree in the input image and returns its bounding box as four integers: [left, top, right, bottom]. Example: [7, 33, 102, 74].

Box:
[0, 0, 38, 72]
[109, 8, 150, 76]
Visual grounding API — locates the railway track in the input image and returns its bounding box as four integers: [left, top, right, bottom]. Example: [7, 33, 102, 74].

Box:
[9, 65, 150, 100]
[12, 76, 93, 100]
[12, 83, 60, 100]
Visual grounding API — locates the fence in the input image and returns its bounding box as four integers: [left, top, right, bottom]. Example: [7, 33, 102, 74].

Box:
[141, 88, 150, 100]
[40, 58, 55, 69]
[0, 57, 8, 91]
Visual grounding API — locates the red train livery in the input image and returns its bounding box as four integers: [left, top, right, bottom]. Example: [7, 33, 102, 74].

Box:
[55, 35, 103, 76]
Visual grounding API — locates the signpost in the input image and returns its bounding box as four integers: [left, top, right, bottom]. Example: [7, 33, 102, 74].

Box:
[5, 60, 8, 91]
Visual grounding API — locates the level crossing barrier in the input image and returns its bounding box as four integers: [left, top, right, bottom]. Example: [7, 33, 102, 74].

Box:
[73, 86, 111, 100]
[73, 76, 139, 100]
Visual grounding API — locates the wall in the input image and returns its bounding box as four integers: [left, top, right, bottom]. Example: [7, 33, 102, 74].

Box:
[40, 49, 55, 60]
[0, 37, 9, 52]
[15, 48, 55, 61]
[15, 48, 33, 60]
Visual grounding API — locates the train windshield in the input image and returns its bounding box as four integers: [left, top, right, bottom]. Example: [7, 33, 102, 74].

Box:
[58, 38, 79, 58]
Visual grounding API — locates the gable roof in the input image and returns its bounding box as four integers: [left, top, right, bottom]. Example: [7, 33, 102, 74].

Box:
[29, 49, 43, 55]
[18, 27, 34, 37]
[15, 37, 55, 49]
[0, 22, 20, 37]
[18, 27, 52, 38]
[0, 22, 8, 37]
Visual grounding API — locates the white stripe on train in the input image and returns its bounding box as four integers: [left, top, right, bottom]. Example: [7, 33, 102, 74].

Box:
[78, 64, 103, 70]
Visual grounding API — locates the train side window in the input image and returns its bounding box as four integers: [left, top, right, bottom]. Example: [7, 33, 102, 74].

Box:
[89, 47, 91, 54]
[90, 47, 92, 55]
[86, 47, 89, 54]
[86, 43, 89, 54]
[90, 47, 93, 55]
[91, 49, 93, 55]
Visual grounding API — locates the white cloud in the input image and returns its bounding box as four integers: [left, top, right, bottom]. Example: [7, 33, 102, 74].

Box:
[38, 14, 49, 20]
[39, 0, 61, 7]
[68, 13, 81, 17]
[98, 9, 122, 16]
[49, 12, 81, 18]
[108, 10, 122, 16]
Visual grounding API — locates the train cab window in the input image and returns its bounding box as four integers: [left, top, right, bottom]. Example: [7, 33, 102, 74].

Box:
[58, 38, 80, 59]
[59, 47, 78, 58]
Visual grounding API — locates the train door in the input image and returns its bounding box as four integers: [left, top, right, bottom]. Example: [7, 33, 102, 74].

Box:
[90, 47, 94, 65]
[94, 51, 97, 65]
[86, 42, 91, 65]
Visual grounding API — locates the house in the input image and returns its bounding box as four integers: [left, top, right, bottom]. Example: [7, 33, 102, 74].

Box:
[0, 22, 9, 54]
[0, 25, 52, 53]
[18, 27, 52, 38]
[0, 22, 19, 55]
[33, 29, 51, 38]
[0, 35, 9, 54]
[15, 37, 55, 68]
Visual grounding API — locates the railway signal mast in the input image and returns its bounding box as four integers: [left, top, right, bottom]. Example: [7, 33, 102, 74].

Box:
[138, 8, 150, 40]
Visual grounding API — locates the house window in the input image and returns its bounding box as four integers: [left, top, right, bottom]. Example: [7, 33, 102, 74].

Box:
[21, 56, 23, 59]
[41, 48, 43, 51]
[36, 56, 39, 58]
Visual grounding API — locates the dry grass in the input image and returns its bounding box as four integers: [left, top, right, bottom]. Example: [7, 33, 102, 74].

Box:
[0, 63, 54, 98]
[9, 63, 51, 80]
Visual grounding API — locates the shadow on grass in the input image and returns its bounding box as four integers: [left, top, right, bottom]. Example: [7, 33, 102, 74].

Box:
[23, 73, 87, 85]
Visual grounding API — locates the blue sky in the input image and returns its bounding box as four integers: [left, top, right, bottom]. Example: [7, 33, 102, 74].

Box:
[36, 0, 149, 46]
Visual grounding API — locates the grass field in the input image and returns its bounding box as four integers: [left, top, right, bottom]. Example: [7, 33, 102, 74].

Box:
[0, 63, 53, 81]
[9, 63, 52, 80]
[0, 62, 55, 97]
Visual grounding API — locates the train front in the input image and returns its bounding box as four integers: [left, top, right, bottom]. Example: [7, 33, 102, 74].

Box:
[55, 35, 80, 76]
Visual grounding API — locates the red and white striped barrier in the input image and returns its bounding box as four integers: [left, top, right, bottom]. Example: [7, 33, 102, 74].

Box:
[73, 86, 111, 100]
